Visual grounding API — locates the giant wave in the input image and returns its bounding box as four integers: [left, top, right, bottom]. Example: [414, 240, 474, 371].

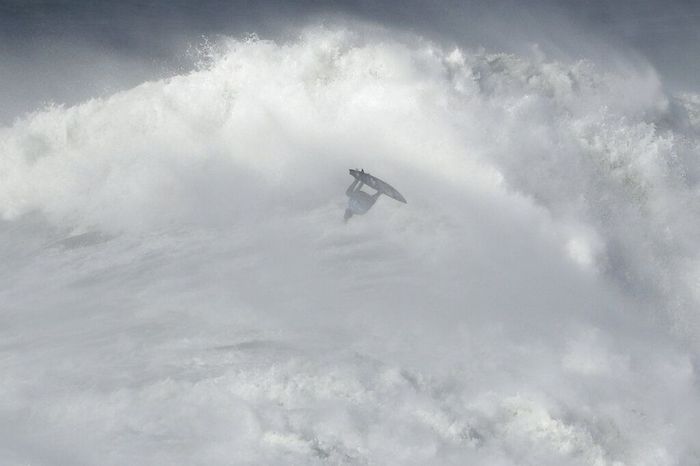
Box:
[1, 26, 699, 465]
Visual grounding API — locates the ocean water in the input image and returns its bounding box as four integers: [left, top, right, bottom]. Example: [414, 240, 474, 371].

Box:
[1, 26, 699, 465]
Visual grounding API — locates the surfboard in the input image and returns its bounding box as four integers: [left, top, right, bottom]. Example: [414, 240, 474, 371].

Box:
[350, 169, 407, 203]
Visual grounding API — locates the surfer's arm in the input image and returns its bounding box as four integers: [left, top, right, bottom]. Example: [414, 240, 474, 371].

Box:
[346, 179, 359, 196]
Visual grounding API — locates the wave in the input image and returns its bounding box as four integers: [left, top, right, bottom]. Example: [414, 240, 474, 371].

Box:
[2, 25, 699, 465]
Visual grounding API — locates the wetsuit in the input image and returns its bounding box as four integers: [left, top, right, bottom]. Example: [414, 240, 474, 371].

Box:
[345, 178, 381, 219]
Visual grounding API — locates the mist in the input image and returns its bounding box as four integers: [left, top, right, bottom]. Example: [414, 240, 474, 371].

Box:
[1, 2, 700, 465]
[3, 0, 699, 123]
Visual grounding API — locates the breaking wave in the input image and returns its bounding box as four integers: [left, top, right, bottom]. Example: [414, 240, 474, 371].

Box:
[1, 26, 699, 465]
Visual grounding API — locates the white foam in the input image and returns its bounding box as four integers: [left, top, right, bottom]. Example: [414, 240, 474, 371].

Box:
[1, 25, 699, 465]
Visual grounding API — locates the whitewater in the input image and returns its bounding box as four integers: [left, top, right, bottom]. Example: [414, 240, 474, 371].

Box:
[1, 26, 699, 465]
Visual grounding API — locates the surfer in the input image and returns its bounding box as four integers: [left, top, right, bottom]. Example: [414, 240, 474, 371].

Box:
[344, 170, 382, 221]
